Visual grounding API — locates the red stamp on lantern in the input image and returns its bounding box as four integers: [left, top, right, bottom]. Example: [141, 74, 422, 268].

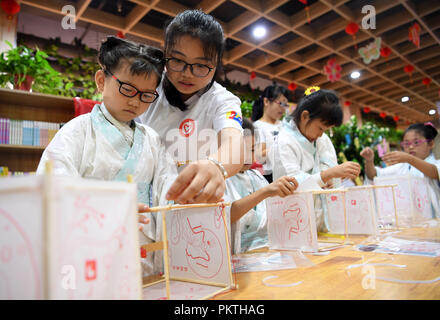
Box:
[85, 260, 97, 281]
[179, 118, 195, 138]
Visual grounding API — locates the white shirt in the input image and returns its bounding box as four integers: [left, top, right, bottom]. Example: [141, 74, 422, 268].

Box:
[272, 118, 339, 231]
[253, 120, 282, 175]
[366, 153, 440, 217]
[138, 80, 243, 163]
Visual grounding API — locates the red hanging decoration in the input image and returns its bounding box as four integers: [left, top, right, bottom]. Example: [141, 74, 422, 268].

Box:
[323, 58, 342, 82]
[408, 22, 421, 48]
[298, 0, 311, 24]
[379, 112, 386, 119]
[1, 0, 20, 32]
[393, 115, 399, 122]
[363, 107, 371, 113]
[288, 82, 297, 91]
[403, 64, 414, 83]
[116, 31, 125, 38]
[406, 120, 411, 125]
[250, 71, 256, 80]
[380, 47, 391, 58]
[422, 77, 432, 88]
[345, 22, 359, 49]
[344, 100, 352, 107]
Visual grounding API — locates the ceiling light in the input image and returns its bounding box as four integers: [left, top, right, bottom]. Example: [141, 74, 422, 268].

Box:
[429, 109, 436, 115]
[401, 96, 409, 103]
[350, 71, 361, 79]
[252, 26, 267, 39]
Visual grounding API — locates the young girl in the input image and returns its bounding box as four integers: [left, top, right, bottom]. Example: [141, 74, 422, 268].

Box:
[224, 119, 298, 254]
[272, 87, 361, 231]
[36, 36, 177, 275]
[361, 122, 440, 217]
[251, 84, 289, 183]
[137, 9, 244, 205]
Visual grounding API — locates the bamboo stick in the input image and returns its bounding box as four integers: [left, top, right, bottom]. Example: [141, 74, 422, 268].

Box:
[201, 286, 233, 300]
[143, 202, 231, 213]
[391, 186, 400, 229]
[162, 213, 171, 300]
[141, 241, 164, 252]
[142, 278, 166, 288]
[219, 205, 235, 287]
[169, 276, 227, 288]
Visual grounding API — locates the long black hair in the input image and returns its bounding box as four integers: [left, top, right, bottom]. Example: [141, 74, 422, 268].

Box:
[404, 123, 438, 141]
[162, 10, 225, 111]
[291, 89, 343, 127]
[251, 84, 289, 122]
[98, 36, 164, 82]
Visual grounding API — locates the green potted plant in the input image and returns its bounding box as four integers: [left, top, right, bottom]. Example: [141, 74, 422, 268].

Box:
[0, 40, 64, 93]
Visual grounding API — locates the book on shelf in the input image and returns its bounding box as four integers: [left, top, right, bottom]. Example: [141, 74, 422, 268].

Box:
[0, 166, 35, 177]
[0, 118, 62, 148]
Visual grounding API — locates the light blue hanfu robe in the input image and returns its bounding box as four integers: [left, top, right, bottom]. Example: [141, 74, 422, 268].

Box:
[37, 103, 178, 276]
[272, 117, 340, 231]
[224, 169, 269, 254]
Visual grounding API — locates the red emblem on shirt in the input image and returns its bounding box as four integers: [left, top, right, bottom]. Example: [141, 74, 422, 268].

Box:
[179, 118, 195, 137]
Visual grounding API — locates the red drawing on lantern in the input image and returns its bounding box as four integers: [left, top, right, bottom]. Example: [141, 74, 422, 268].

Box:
[179, 118, 195, 138]
[170, 211, 223, 279]
[331, 195, 338, 202]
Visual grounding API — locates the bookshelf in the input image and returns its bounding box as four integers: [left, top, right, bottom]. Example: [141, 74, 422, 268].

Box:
[0, 88, 74, 172]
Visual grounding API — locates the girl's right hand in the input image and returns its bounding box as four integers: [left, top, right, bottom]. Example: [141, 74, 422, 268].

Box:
[331, 162, 361, 180]
[360, 147, 375, 162]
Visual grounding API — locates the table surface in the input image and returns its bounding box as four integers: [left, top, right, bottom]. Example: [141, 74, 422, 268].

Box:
[212, 225, 440, 300]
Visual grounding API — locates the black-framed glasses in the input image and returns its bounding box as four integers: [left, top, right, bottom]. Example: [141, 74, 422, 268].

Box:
[106, 70, 159, 103]
[400, 139, 431, 148]
[165, 57, 214, 77]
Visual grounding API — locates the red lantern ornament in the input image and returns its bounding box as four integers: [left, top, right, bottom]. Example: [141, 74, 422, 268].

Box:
[379, 112, 386, 119]
[393, 115, 399, 122]
[380, 47, 391, 59]
[116, 31, 125, 38]
[403, 64, 414, 83]
[288, 82, 297, 91]
[344, 100, 352, 107]
[363, 107, 371, 113]
[250, 71, 256, 80]
[298, 0, 311, 24]
[422, 77, 432, 88]
[345, 22, 359, 49]
[408, 22, 421, 48]
[1, 0, 21, 32]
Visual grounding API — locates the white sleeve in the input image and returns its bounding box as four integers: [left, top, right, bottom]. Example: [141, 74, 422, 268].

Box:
[212, 89, 243, 133]
[36, 117, 86, 177]
[273, 132, 325, 187]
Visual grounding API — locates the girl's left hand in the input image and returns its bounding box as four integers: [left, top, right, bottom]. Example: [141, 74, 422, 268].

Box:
[166, 160, 226, 204]
[381, 151, 411, 166]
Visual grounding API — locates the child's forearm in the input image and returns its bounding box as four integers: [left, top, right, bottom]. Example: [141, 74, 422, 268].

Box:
[407, 156, 439, 179]
[364, 160, 377, 180]
[230, 187, 269, 224]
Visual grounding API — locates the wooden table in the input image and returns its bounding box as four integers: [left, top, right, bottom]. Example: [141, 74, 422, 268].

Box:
[212, 225, 440, 300]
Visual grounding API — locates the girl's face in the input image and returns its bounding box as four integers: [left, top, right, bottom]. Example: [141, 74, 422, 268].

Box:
[165, 35, 217, 100]
[264, 94, 289, 122]
[401, 130, 434, 159]
[242, 135, 256, 171]
[95, 62, 159, 123]
[298, 111, 332, 143]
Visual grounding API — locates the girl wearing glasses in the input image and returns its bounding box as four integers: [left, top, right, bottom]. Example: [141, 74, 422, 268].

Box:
[361, 123, 440, 216]
[251, 84, 289, 183]
[37, 36, 178, 276]
[272, 88, 361, 231]
[137, 10, 244, 205]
